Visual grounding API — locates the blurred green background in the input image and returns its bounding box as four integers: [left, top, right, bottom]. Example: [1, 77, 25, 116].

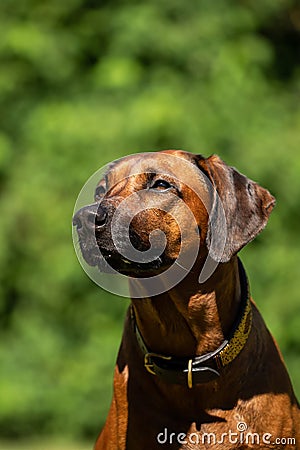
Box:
[0, 0, 300, 448]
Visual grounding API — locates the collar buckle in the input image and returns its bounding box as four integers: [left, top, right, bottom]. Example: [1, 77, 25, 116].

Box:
[134, 258, 251, 386]
[144, 352, 172, 376]
[187, 359, 193, 389]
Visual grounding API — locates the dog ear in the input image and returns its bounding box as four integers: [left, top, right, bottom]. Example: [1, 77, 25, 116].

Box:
[195, 154, 276, 262]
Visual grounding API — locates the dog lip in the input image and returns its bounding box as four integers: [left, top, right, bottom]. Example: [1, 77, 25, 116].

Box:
[72, 217, 79, 227]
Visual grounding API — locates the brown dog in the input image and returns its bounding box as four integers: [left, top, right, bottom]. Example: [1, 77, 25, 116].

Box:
[73, 150, 300, 449]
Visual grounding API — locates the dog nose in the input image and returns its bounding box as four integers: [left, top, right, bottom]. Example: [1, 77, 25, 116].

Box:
[73, 204, 107, 230]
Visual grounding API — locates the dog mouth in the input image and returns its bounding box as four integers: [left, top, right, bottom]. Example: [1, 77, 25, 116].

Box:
[86, 247, 167, 277]
[73, 196, 178, 277]
[106, 253, 165, 278]
[75, 228, 169, 277]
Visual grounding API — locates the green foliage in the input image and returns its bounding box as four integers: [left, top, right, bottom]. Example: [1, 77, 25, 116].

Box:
[0, 440, 90, 450]
[0, 0, 300, 440]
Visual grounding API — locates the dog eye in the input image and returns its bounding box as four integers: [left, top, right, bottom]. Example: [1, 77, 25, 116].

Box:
[151, 179, 172, 190]
[95, 185, 106, 199]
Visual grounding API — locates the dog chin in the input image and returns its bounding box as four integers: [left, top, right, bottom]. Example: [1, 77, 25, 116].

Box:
[102, 252, 171, 277]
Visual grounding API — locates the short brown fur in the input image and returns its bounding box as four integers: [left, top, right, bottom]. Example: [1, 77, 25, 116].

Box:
[74, 150, 300, 449]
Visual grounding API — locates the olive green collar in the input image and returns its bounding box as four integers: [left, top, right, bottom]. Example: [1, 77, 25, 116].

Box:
[131, 258, 252, 388]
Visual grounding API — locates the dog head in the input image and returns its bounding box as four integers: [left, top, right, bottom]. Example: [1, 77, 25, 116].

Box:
[73, 151, 275, 278]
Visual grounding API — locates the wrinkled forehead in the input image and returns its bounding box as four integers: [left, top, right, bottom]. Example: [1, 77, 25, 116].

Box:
[101, 152, 209, 193]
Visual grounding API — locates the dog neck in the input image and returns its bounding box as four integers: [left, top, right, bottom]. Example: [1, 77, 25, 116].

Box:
[130, 256, 241, 358]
